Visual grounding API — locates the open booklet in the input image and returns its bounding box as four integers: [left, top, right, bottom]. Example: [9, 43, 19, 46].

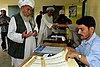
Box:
[33, 45, 64, 55]
[22, 48, 79, 67]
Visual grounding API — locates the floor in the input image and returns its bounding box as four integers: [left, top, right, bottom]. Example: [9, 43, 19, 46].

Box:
[0, 39, 12, 67]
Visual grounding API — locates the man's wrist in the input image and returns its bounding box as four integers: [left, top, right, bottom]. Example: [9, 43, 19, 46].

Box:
[77, 54, 82, 60]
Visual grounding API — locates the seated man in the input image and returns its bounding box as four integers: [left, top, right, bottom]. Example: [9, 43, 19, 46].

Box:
[66, 16, 100, 67]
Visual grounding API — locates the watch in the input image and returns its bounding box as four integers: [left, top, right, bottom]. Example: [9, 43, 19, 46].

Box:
[78, 54, 82, 60]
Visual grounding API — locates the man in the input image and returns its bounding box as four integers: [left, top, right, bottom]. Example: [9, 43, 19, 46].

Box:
[37, 7, 57, 45]
[54, 10, 81, 48]
[7, 0, 38, 66]
[0, 8, 10, 51]
[36, 11, 43, 32]
[54, 9, 72, 25]
[65, 24, 81, 48]
[54, 9, 72, 34]
[66, 16, 100, 67]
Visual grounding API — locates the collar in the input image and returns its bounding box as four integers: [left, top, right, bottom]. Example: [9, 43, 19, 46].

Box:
[83, 32, 97, 46]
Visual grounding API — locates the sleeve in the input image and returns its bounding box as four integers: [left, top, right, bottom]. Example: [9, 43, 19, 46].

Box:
[86, 42, 100, 67]
[75, 41, 84, 53]
[42, 15, 53, 29]
[67, 24, 77, 31]
[8, 17, 11, 22]
[31, 18, 38, 32]
[34, 21, 38, 32]
[7, 17, 24, 43]
[75, 45, 81, 53]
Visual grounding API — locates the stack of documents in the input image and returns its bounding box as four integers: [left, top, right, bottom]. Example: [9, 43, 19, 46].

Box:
[23, 48, 79, 67]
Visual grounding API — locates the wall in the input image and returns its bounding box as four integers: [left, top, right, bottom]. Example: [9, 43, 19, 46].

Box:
[0, 0, 18, 15]
[65, 2, 82, 24]
[87, 0, 100, 36]
[34, 0, 82, 19]
[34, 0, 68, 19]
[0, 0, 80, 19]
[0, 0, 69, 18]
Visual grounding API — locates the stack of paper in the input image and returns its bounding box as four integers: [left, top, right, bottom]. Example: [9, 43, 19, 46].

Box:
[23, 49, 79, 67]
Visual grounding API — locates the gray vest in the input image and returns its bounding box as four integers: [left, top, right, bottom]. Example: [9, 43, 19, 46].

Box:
[8, 13, 27, 59]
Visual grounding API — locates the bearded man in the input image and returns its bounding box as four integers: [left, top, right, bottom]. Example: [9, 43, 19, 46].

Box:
[7, 0, 38, 67]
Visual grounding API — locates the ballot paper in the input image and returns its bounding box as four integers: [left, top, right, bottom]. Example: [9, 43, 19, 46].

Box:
[33, 45, 64, 54]
[23, 48, 79, 67]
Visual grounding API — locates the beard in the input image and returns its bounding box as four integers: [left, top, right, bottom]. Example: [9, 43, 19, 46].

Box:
[79, 32, 91, 41]
[20, 11, 32, 22]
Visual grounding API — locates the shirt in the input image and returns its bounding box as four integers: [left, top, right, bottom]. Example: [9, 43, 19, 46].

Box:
[37, 13, 53, 45]
[76, 32, 100, 67]
[0, 15, 10, 32]
[67, 24, 81, 47]
[7, 16, 37, 66]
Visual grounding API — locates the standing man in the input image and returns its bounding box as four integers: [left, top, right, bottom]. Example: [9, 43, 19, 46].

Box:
[66, 16, 100, 67]
[37, 7, 57, 45]
[54, 10, 72, 34]
[36, 11, 43, 32]
[7, 0, 38, 67]
[0, 8, 10, 51]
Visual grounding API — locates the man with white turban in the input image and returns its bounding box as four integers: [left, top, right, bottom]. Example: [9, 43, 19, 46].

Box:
[37, 7, 57, 46]
[7, 0, 38, 67]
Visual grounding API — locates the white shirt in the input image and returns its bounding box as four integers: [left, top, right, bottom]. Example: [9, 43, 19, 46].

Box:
[7, 17, 37, 66]
[37, 13, 53, 45]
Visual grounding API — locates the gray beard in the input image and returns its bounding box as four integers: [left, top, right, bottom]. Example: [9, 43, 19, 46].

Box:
[20, 12, 32, 22]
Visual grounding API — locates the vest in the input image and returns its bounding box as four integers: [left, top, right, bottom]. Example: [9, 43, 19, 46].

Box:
[8, 13, 26, 59]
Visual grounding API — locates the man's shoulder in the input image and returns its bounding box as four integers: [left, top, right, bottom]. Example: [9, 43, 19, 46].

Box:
[91, 35, 100, 48]
[94, 36, 100, 43]
[92, 38, 100, 51]
[36, 15, 42, 18]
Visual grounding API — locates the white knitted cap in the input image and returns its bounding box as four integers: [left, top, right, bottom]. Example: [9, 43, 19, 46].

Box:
[0, 8, 6, 11]
[18, 0, 34, 8]
[46, 7, 55, 11]
[59, 10, 65, 15]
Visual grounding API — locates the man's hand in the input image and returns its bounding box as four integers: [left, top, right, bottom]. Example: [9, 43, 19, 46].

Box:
[22, 30, 38, 38]
[0, 22, 3, 26]
[3, 21, 9, 25]
[65, 47, 79, 61]
[52, 24, 58, 29]
[22, 30, 33, 38]
[32, 30, 38, 36]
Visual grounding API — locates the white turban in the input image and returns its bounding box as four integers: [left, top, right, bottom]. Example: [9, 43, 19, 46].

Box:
[59, 10, 65, 15]
[46, 7, 55, 11]
[0, 8, 6, 11]
[18, 0, 34, 8]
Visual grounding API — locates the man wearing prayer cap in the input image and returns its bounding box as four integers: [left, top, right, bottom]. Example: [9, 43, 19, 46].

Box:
[59, 9, 65, 15]
[7, 0, 38, 67]
[37, 7, 57, 45]
[0, 8, 10, 51]
[46, 7, 55, 11]
[18, 0, 34, 8]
